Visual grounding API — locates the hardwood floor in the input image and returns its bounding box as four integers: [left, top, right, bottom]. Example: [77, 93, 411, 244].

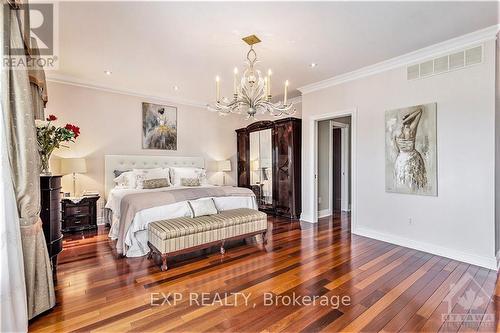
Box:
[29, 213, 499, 332]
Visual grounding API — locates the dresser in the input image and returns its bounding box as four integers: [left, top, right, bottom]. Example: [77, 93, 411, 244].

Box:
[61, 196, 100, 232]
[236, 117, 301, 219]
[40, 175, 63, 275]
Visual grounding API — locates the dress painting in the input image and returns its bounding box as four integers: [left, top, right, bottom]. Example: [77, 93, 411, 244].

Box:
[385, 103, 437, 196]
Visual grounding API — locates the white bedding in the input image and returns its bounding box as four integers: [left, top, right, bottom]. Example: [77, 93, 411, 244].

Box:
[105, 185, 257, 257]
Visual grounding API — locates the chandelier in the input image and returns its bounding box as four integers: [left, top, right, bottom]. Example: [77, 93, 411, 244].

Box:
[207, 35, 295, 119]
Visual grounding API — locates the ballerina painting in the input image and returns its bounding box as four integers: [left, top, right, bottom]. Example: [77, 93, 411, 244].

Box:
[385, 103, 437, 196]
[142, 102, 177, 150]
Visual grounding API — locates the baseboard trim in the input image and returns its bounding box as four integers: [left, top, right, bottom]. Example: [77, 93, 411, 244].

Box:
[496, 250, 500, 270]
[300, 212, 315, 223]
[353, 226, 497, 270]
[318, 209, 331, 219]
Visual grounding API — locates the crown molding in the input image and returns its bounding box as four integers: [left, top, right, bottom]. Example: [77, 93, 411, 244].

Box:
[288, 95, 302, 105]
[46, 73, 207, 108]
[298, 24, 500, 95]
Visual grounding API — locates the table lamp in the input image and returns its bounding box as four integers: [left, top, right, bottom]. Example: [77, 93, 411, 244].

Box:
[218, 160, 231, 186]
[61, 158, 87, 196]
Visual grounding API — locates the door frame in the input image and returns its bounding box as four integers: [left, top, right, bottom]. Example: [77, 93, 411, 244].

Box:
[309, 108, 357, 229]
[329, 121, 350, 213]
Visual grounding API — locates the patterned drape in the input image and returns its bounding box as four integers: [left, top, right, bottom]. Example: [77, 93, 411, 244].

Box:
[1, 0, 55, 320]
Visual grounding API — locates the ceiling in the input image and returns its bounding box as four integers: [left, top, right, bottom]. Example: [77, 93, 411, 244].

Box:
[52, 1, 499, 106]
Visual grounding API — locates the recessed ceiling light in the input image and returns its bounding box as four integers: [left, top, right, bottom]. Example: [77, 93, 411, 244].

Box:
[309, 63, 318, 69]
[173, 85, 179, 91]
[104, 70, 112, 75]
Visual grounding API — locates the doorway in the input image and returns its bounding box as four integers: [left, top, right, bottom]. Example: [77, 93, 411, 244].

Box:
[316, 114, 353, 221]
[331, 119, 350, 214]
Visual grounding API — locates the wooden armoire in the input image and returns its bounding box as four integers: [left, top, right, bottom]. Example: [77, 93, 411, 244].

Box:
[236, 117, 301, 219]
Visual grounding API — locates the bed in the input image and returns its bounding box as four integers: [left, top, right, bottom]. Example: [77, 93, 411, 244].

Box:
[104, 155, 257, 257]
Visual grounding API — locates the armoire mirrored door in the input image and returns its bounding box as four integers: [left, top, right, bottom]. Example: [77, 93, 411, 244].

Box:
[249, 129, 273, 210]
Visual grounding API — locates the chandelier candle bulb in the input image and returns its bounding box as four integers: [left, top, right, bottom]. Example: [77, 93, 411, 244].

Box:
[215, 76, 220, 102]
[267, 69, 272, 96]
[233, 67, 238, 95]
[284, 80, 289, 105]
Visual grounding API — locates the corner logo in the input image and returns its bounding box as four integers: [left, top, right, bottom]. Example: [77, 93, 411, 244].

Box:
[4, 2, 59, 69]
[442, 272, 493, 329]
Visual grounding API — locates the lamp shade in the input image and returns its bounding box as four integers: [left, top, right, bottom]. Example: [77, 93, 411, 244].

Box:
[61, 158, 87, 174]
[218, 160, 231, 172]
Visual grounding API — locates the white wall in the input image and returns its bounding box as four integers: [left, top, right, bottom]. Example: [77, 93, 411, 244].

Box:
[45, 81, 244, 197]
[301, 39, 497, 269]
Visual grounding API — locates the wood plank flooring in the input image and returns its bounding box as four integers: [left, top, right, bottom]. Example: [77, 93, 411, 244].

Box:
[29, 213, 499, 332]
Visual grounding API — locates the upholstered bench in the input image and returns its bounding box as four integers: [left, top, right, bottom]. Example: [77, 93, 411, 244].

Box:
[147, 208, 268, 271]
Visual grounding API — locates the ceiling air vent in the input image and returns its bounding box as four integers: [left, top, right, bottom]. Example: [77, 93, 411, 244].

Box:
[419, 60, 434, 77]
[407, 44, 483, 81]
[449, 51, 465, 69]
[407, 64, 420, 80]
[465, 46, 482, 66]
[433, 56, 449, 74]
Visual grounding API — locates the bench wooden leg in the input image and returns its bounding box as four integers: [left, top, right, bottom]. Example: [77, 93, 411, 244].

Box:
[147, 242, 153, 259]
[160, 254, 168, 271]
[220, 240, 225, 255]
[262, 231, 268, 245]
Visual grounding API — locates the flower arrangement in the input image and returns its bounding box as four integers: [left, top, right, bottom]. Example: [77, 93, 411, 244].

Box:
[35, 114, 80, 175]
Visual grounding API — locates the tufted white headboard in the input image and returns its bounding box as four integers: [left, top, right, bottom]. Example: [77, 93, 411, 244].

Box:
[104, 155, 205, 199]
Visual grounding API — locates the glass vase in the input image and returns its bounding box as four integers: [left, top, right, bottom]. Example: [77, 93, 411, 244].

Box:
[40, 151, 52, 175]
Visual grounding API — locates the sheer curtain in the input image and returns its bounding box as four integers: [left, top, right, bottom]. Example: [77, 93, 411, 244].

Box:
[1, 1, 55, 330]
[0, 69, 28, 333]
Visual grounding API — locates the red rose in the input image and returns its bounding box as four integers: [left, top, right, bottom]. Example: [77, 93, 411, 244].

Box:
[65, 124, 80, 138]
[46, 114, 57, 121]
[72, 126, 80, 138]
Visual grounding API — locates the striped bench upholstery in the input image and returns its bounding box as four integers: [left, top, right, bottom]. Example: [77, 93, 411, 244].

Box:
[148, 208, 268, 271]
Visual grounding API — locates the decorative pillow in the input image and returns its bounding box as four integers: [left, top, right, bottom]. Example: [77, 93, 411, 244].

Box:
[194, 168, 208, 185]
[187, 198, 218, 218]
[113, 171, 137, 188]
[143, 178, 170, 189]
[171, 167, 206, 186]
[181, 177, 201, 187]
[113, 169, 130, 178]
[134, 168, 171, 189]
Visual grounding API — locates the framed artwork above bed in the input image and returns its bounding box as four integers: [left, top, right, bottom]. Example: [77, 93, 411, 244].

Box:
[142, 102, 177, 150]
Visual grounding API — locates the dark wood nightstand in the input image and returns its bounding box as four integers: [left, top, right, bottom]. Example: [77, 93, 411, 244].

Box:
[61, 196, 100, 233]
[40, 175, 64, 276]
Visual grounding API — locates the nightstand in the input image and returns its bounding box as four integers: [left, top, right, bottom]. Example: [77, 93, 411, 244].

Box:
[61, 196, 100, 233]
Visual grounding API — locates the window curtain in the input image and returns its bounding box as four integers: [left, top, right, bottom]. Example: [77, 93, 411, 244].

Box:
[28, 37, 47, 120]
[1, 0, 55, 327]
[0, 80, 28, 333]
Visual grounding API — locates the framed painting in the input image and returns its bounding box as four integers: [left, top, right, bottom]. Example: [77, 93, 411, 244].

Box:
[385, 103, 437, 196]
[142, 102, 177, 150]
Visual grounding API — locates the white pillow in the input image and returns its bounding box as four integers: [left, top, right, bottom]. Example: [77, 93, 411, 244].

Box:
[187, 198, 218, 218]
[171, 167, 207, 186]
[135, 168, 171, 189]
[113, 171, 137, 188]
